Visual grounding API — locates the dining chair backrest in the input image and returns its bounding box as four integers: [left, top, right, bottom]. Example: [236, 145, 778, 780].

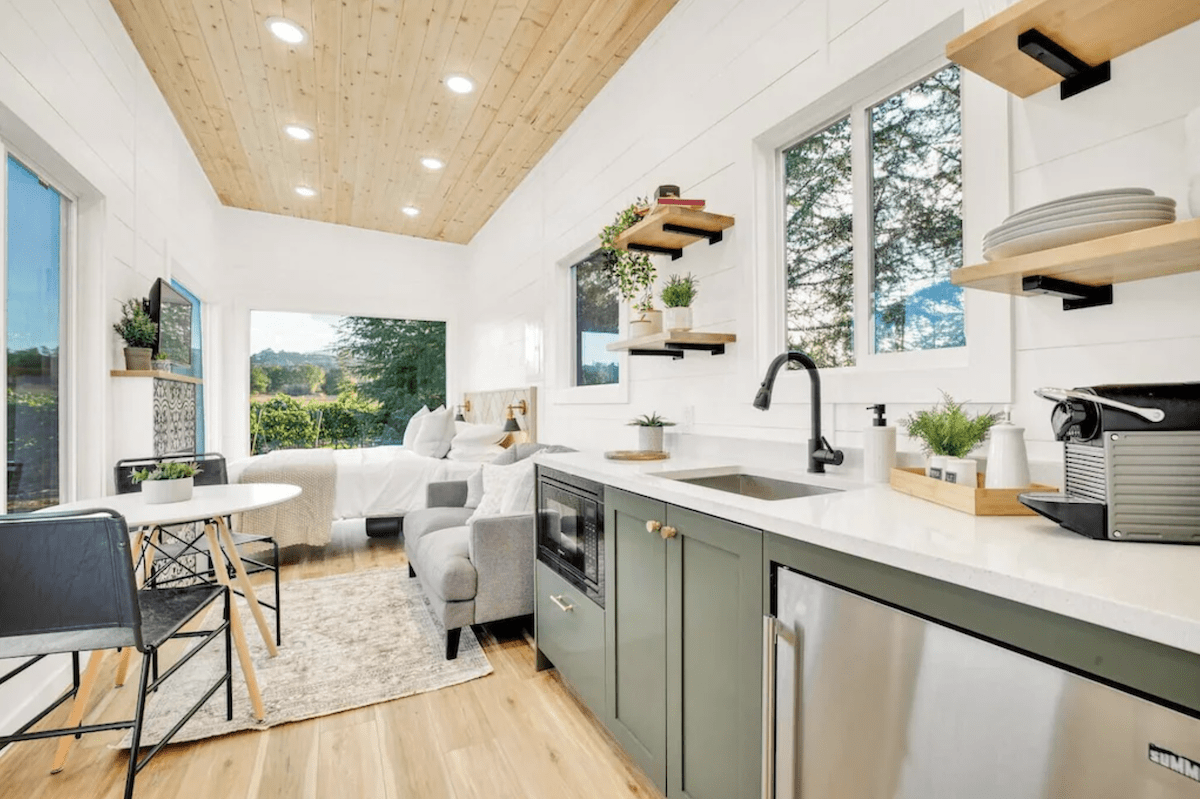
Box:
[114, 452, 228, 495]
[0, 510, 143, 659]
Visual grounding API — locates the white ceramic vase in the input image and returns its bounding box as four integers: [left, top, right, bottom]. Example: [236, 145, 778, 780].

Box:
[142, 476, 194, 504]
[984, 422, 1031, 489]
[663, 307, 692, 332]
[638, 426, 664, 453]
[629, 309, 663, 338]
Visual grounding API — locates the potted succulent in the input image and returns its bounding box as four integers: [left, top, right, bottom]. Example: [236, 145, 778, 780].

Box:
[152, 352, 171, 372]
[600, 199, 660, 337]
[628, 412, 675, 453]
[904, 392, 1002, 483]
[660, 273, 698, 332]
[113, 298, 157, 371]
[131, 461, 201, 504]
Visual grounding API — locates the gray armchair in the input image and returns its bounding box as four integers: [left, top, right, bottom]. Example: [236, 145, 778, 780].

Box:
[404, 479, 536, 659]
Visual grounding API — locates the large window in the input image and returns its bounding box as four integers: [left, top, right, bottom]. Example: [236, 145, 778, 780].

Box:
[784, 64, 962, 368]
[5, 155, 66, 512]
[571, 250, 619, 386]
[249, 311, 445, 453]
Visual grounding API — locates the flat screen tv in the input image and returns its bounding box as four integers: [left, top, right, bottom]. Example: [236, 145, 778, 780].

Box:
[149, 278, 192, 366]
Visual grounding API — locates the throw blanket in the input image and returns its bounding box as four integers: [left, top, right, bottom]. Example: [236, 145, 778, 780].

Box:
[236, 449, 336, 547]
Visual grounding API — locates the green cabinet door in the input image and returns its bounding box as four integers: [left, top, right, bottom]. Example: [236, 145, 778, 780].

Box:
[605, 489, 669, 792]
[666, 506, 763, 799]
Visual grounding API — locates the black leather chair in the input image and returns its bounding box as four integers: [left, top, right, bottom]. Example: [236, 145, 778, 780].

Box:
[0, 509, 232, 799]
[115, 452, 281, 645]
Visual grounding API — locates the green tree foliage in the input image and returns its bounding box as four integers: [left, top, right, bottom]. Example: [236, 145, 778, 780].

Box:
[573, 252, 620, 387]
[250, 395, 316, 453]
[316, 388, 381, 448]
[250, 365, 269, 394]
[783, 116, 855, 368]
[336, 316, 446, 442]
[322, 367, 346, 395]
[296, 363, 323, 394]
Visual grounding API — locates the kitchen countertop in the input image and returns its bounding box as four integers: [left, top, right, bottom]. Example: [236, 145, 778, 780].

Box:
[536, 450, 1200, 658]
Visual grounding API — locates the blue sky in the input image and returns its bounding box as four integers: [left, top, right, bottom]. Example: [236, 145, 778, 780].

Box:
[250, 310, 343, 356]
[6, 156, 61, 353]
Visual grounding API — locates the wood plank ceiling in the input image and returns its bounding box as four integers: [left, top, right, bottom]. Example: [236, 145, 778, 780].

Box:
[110, 0, 679, 244]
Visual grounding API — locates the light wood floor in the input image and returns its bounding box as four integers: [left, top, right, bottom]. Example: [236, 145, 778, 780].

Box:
[0, 521, 663, 799]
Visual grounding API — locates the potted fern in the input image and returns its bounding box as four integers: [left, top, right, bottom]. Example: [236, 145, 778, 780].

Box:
[629, 412, 675, 453]
[660, 273, 698, 332]
[904, 393, 1002, 483]
[131, 461, 201, 504]
[113, 298, 157, 371]
[600, 199, 659, 337]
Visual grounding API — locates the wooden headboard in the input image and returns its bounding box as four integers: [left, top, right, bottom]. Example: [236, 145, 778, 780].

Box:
[462, 386, 537, 443]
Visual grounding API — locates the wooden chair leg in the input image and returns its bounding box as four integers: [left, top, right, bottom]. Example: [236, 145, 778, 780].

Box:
[50, 650, 104, 774]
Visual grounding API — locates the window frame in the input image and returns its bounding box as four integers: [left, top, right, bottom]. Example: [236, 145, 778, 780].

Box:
[550, 238, 629, 406]
[0, 142, 76, 509]
[751, 22, 1013, 406]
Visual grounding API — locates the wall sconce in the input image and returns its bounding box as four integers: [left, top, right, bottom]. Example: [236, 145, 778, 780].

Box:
[503, 400, 528, 432]
[454, 399, 472, 422]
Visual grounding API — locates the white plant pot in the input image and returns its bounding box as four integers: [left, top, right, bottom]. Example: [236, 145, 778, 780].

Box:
[663, 307, 692, 332]
[638, 426, 665, 453]
[943, 457, 978, 487]
[629, 309, 663, 338]
[927, 455, 948, 480]
[141, 476, 194, 504]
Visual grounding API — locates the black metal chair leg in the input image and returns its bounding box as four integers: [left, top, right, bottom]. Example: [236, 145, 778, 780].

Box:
[446, 627, 461, 660]
[408, 563, 416, 578]
[224, 592, 234, 721]
[272, 539, 281, 646]
[124, 654, 154, 799]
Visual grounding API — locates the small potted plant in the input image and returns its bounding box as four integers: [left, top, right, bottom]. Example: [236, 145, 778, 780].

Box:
[628, 412, 675, 453]
[660, 273, 698, 332]
[131, 461, 201, 504]
[113, 298, 157, 371]
[903, 392, 1001, 483]
[600, 199, 660, 337]
[152, 352, 171, 372]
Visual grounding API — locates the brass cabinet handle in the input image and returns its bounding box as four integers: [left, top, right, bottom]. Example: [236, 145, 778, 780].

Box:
[550, 594, 574, 612]
[661, 525, 678, 539]
[646, 519, 662, 534]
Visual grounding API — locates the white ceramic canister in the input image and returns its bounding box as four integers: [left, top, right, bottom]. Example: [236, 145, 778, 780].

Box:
[984, 416, 1031, 489]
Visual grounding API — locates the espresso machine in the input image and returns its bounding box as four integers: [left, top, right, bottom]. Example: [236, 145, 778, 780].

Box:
[1019, 383, 1200, 542]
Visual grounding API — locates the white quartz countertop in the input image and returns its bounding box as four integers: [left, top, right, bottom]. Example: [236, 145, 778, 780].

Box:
[536, 450, 1200, 657]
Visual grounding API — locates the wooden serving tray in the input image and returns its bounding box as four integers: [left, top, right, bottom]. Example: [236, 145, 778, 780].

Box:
[889, 467, 1057, 516]
[605, 450, 670, 461]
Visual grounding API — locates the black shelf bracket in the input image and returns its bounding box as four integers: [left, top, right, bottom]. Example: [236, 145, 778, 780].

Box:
[1017, 29, 1111, 100]
[1022, 275, 1113, 311]
[630, 348, 685, 359]
[662, 223, 724, 246]
[627, 242, 683, 260]
[669, 341, 726, 356]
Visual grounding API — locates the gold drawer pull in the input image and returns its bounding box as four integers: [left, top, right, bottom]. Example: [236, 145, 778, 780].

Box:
[646, 519, 662, 534]
[550, 594, 574, 612]
[661, 525, 678, 540]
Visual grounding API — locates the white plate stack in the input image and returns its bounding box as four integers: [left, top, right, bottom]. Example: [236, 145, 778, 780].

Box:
[983, 188, 1176, 261]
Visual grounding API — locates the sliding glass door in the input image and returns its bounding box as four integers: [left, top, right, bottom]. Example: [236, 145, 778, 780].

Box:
[5, 154, 66, 512]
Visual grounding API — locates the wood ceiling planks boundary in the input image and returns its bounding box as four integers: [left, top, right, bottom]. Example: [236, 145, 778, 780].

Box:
[110, 0, 679, 244]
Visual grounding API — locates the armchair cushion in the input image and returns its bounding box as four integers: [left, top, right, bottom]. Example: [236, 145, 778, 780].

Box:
[427, 480, 469, 508]
[415, 526, 477, 602]
[405, 507, 473, 556]
[469, 512, 537, 624]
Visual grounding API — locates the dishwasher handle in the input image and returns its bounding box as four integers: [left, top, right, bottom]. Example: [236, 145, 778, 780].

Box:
[763, 614, 801, 799]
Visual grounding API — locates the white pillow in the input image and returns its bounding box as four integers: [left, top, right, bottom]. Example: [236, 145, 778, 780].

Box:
[412, 406, 455, 458]
[467, 461, 531, 523]
[451, 421, 506, 448]
[402, 406, 430, 449]
[499, 459, 536, 515]
[446, 444, 506, 463]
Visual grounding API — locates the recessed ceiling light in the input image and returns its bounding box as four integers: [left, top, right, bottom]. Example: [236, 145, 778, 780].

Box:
[445, 75, 474, 94]
[295, 186, 316, 198]
[401, 206, 420, 217]
[420, 157, 444, 170]
[284, 124, 313, 141]
[266, 17, 307, 45]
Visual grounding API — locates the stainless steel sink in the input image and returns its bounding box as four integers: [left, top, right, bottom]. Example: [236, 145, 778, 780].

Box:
[667, 472, 842, 501]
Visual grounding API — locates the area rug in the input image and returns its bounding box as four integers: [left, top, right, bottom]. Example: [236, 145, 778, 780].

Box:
[117, 567, 492, 747]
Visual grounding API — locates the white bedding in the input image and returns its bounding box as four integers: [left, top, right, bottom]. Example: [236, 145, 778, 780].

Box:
[228, 446, 481, 520]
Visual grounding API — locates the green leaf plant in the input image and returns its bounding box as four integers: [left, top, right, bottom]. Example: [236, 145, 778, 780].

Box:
[600, 199, 657, 312]
[903, 392, 1001, 458]
[131, 461, 201, 482]
[628, 412, 676, 428]
[660, 273, 698, 308]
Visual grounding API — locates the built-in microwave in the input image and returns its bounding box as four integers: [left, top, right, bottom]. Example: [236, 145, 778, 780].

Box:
[536, 466, 604, 608]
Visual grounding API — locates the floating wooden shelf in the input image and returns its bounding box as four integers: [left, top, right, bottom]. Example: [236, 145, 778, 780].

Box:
[951, 217, 1200, 304]
[111, 370, 203, 385]
[947, 0, 1200, 98]
[607, 331, 736, 359]
[615, 206, 735, 260]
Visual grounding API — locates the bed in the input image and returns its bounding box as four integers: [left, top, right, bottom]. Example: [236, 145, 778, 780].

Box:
[228, 386, 537, 546]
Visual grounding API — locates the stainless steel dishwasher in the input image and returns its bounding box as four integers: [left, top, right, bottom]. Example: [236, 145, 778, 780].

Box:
[764, 564, 1200, 798]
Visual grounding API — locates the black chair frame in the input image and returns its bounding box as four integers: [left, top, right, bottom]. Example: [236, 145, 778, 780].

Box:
[0, 509, 233, 799]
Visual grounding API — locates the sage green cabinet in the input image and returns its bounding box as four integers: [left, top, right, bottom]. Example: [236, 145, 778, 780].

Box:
[535, 561, 606, 716]
[606, 489, 763, 799]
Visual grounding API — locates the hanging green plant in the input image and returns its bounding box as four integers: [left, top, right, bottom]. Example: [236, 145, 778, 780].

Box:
[600, 198, 657, 312]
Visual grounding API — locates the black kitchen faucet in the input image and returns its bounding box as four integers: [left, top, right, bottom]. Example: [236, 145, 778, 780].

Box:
[753, 350, 844, 474]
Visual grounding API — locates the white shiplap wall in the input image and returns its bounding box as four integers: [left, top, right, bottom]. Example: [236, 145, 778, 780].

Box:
[460, 0, 1200, 470]
[0, 0, 222, 739]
